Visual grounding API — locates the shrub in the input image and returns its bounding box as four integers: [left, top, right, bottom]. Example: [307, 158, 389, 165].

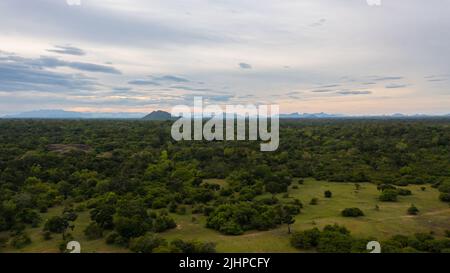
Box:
[84, 222, 104, 240]
[105, 232, 118, 244]
[445, 230, 450, 238]
[324, 190, 332, 198]
[291, 225, 354, 253]
[290, 228, 321, 249]
[129, 233, 167, 253]
[152, 215, 177, 233]
[176, 206, 187, 215]
[377, 184, 396, 191]
[379, 189, 398, 202]
[10, 233, 31, 249]
[42, 231, 52, 240]
[407, 205, 419, 215]
[170, 239, 217, 253]
[18, 209, 41, 227]
[292, 199, 303, 208]
[0, 235, 8, 248]
[397, 188, 412, 196]
[317, 231, 353, 253]
[439, 193, 450, 202]
[438, 181, 450, 193]
[309, 198, 318, 205]
[219, 221, 243, 235]
[105, 231, 127, 246]
[206, 203, 289, 235]
[44, 216, 69, 233]
[341, 208, 364, 217]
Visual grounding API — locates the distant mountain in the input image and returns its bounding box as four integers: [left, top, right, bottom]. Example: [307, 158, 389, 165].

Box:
[278, 112, 343, 119]
[142, 110, 173, 120]
[3, 109, 449, 120]
[2, 110, 146, 119]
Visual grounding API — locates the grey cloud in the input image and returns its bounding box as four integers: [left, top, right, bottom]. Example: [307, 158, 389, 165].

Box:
[319, 84, 340, 88]
[237, 94, 255, 98]
[1, 54, 121, 74]
[239, 63, 252, 69]
[0, 0, 226, 48]
[311, 89, 333, 93]
[385, 83, 408, 89]
[113, 87, 132, 92]
[0, 58, 97, 93]
[205, 95, 233, 102]
[309, 18, 326, 27]
[35, 57, 121, 74]
[171, 85, 212, 92]
[66, 61, 121, 74]
[428, 79, 447, 82]
[425, 75, 450, 82]
[152, 75, 190, 83]
[47, 45, 86, 56]
[128, 80, 160, 86]
[337, 90, 372, 95]
[183, 94, 233, 103]
[425, 74, 450, 79]
[373, 76, 403, 81]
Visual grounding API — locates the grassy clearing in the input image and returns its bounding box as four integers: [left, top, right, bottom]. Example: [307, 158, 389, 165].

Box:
[2, 179, 449, 253]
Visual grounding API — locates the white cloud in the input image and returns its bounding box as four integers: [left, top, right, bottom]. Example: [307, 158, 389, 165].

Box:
[0, 0, 449, 114]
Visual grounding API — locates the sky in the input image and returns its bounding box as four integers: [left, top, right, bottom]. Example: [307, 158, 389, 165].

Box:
[0, 0, 449, 115]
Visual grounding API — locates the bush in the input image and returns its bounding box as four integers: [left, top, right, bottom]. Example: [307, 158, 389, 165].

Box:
[18, 209, 41, 227]
[341, 208, 364, 217]
[290, 225, 355, 253]
[379, 189, 398, 202]
[0, 235, 8, 248]
[205, 203, 288, 235]
[113, 216, 148, 239]
[44, 216, 69, 233]
[324, 190, 332, 198]
[438, 181, 450, 193]
[377, 184, 396, 191]
[10, 233, 31, 249]
[309, 198, 318, 205]
[129, 233, 167, 253]
[84, 222, 104, 240]
[176, 206, 187, 215]
[439, 193, 450, 202]
[105, 231, 127, 246]
[290, 228, 321, 249]
[170, 239, 217, 253]
[105, 232, 118, 244]
[407, 205, 419, 215]
[219, 221, 243, 235]
[397, 188, 412, 196]
[42, 231, 52, 240]
[317, 231, 353, 253]
[152, 215, 177, 233]
[445, 230, 450, 238]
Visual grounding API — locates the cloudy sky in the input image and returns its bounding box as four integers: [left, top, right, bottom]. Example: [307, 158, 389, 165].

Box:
[0, 0, 449, 115]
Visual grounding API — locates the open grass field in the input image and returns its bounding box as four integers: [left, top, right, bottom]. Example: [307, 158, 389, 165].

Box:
[2, 178, 449, 253]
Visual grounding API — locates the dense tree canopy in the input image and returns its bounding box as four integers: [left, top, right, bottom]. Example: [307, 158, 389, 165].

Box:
[0, 118, 449, 250]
